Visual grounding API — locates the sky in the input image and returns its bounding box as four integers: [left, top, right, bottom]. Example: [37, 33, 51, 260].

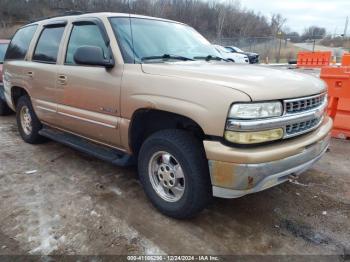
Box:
[238, 0, 349, 35]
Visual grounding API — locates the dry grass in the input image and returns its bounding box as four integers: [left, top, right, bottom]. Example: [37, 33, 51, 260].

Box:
[321, 37, 350, 49]
[250, 40, 305, 63]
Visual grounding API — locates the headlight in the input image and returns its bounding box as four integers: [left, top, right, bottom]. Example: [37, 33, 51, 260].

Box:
[229, 102, 282, 119]
[224, 128, 284, 144]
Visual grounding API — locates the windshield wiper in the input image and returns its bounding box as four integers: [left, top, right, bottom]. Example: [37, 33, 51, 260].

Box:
[141, 54, 194, 62]
[194, 55, 228, 62]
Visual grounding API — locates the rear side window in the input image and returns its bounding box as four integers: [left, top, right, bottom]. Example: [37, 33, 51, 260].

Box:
[65, 24, 110, 65]
[5, 25, 37, 60]
[33, 26, 65, 63]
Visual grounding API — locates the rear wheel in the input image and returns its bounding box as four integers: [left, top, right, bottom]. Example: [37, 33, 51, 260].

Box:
[138, 129, 212, 219]
[16, 95, 46, 144]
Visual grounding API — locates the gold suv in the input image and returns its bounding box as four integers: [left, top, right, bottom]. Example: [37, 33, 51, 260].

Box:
[1, 12, 332, 218]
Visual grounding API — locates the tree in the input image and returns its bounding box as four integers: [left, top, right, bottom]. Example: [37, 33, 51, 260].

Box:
[301, 26, 326, 41]
[0, 0, 287, 40]
[287, 32, 301, 43]
[270, 13, 286, 36]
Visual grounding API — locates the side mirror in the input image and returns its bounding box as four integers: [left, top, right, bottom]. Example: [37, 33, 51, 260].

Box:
[74, 46, 114, 68]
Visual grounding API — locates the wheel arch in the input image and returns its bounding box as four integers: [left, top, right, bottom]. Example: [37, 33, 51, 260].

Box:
[128, 108, 206, 156]
[11, 86, 30, 110]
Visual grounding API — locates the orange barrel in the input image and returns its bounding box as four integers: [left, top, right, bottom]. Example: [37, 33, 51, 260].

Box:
[320, 66, 350, 139]
[341, 53, 350, 66]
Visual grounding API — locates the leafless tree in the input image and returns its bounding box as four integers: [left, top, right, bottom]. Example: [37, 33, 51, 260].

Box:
[0, 0, 286, 39]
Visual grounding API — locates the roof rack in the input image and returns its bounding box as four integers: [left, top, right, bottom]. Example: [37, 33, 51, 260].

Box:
[29, 10, 87, 23]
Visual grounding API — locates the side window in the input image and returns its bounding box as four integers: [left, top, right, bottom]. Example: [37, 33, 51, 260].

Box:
[5, 25, 38, 60]
[33, 26, 65, 63]
[66, 24, 109, 65]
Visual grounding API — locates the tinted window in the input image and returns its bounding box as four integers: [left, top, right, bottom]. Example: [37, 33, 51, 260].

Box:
[0, 43, 9, 63]
[5, 25, 37, 60]
[110, 18, 220, 63]
[33, 26, 65, 63]
[109, 18, 133, 63]
[66, 24, 109, 65]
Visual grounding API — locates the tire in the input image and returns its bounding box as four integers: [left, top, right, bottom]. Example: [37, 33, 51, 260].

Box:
[138, 129, 212, 219]
[16, 95, 46, 144]
[0, 97, 12, 116]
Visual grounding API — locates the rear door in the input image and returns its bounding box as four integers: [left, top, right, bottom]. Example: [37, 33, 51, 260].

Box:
[26, 22, 66, 124]
[56, 19, 122, 146]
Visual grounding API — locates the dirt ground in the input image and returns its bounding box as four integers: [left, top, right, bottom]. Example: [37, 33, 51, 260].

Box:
[0, 115, 349, 257]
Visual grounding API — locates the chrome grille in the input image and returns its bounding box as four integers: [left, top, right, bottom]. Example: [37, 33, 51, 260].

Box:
[285, 93, 326, 114]
[285, 117, 323, 136]
[226, 92, 327, 142]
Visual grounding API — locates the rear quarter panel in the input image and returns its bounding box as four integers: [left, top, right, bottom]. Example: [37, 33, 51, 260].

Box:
[3, 61, 32, 110]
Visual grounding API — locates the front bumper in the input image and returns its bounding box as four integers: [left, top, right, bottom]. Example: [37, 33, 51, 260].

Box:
[249, 55, 259, 64]
[204, 117, 332, 198]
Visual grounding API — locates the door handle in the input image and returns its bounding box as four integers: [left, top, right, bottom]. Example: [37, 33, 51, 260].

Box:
[57, 75, 67, 85]
[27, 71, 34, 78]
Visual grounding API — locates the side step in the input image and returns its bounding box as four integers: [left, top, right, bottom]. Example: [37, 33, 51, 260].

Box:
[39, 127, 135, 167]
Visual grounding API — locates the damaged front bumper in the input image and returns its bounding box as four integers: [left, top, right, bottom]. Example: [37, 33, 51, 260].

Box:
[204, 117, 332, 199]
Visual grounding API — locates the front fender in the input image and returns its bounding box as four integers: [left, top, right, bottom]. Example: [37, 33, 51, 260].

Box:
[121, 65, 251, 137]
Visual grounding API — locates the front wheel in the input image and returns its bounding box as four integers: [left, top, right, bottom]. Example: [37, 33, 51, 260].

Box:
[138, 129, 212, 219]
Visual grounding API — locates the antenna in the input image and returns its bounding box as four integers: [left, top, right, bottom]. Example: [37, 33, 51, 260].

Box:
[128, 0, 132, 12]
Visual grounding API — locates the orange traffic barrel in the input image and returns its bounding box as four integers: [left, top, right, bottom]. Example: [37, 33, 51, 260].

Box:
[341, 53, 350, 66]
[320, 66, 350, 139]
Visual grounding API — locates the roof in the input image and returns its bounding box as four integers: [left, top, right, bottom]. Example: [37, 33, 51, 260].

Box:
[28, 12, 182, 26]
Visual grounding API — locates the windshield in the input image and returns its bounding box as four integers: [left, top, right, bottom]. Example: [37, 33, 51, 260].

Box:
[233, 46, 244, 53]
[110, 17, 221, 63]
[0, 43, 9, 63]
[215, 45, 230, 53]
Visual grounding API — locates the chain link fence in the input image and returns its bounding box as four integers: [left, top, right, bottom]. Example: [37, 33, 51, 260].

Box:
[214, 36, 349, 63]
[213, 36, 301, 63]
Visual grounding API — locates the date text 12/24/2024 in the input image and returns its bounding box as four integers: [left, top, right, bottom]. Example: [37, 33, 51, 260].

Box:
[127, 256, 220, 261]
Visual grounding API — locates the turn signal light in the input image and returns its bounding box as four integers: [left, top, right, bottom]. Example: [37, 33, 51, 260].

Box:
[224, 128, 284, 144]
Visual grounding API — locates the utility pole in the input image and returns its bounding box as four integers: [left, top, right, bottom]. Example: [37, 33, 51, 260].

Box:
[344, 16, 349, 38]
[277, 31, 282, 63]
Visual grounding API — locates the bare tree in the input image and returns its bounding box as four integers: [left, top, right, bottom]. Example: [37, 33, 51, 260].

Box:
[0, 0, 287, 40]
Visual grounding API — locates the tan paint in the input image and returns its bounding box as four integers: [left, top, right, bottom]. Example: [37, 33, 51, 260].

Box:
[3, 12, 331, 172]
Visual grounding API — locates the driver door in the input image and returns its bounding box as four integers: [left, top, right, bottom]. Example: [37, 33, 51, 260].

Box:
[56, 20, 123, 147]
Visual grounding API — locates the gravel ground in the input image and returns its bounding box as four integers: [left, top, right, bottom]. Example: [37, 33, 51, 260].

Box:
[0, 115, 349, 257]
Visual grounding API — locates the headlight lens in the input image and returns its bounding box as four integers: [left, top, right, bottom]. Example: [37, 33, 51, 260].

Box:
[224, 128, 284, 144]
[229, 102, 283, 119]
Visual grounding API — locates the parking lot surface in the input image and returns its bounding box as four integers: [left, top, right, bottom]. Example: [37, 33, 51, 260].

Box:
[0, 115, 349, 256]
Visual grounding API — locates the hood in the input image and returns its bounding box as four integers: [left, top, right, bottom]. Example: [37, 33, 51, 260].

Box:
[141, 62, 326, 101]
[231, 53, 248, 58]
[241, 51, 258, 56]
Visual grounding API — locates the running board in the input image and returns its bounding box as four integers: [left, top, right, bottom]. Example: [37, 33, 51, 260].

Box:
[39, 127, 135, 167]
